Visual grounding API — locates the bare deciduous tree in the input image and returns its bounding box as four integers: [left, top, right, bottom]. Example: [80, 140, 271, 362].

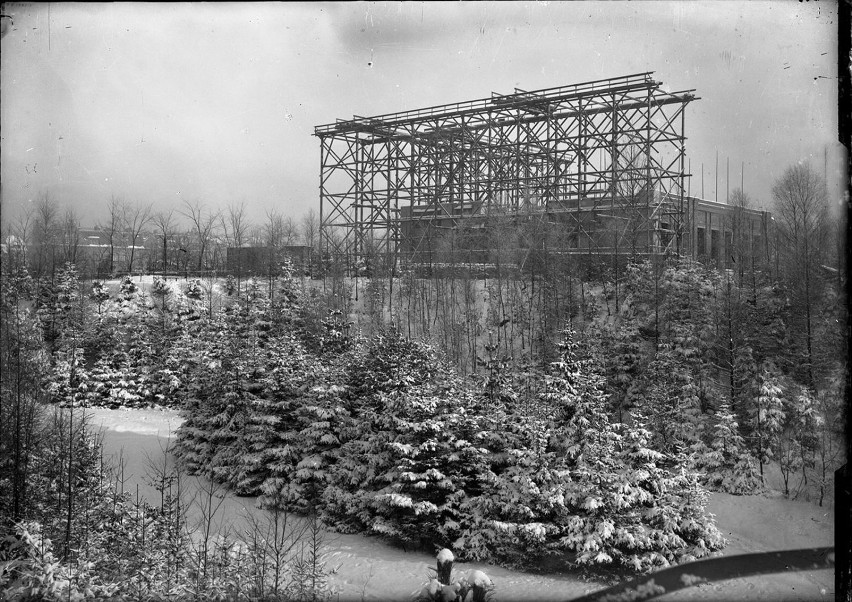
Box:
[302, 209, 319, 273]
[772, 162, 829, 386]
[728, 187, 753, 283]
[7, 205, 34, 250]
[180, 199, 220, 273]
[282, 215, 298, 246]
[26, 192, 64, 299]
[60, 207, 80, 268]
[125, 201, 153, 274]
[263, 208, 286, 296]
[152, 210, 176, 277]
[221, 201, 251, 292]
[100, 196, 126, 276]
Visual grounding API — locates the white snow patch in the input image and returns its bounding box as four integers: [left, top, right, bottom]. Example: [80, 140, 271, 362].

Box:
[437, 548, 454, 564]
[463, 569, 492, 589]
[86, 406, 184, 438]
[679, 573, 706, 587]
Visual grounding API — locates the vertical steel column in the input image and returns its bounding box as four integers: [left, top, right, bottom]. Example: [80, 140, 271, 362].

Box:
[319, 135, 327, 260]
[610, 95, 618, 255]
[645, 84, 653, 254]
[386, 138, 394, 273]
[355, 136, 363, 272]
[677, 104, 686, 255]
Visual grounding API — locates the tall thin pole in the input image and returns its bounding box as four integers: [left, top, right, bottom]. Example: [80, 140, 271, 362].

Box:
[726, 156, 730, 204]
[688, 158, 692, 197]
[739, 161, 745, 282]
[701, 163, 704, 199]
[715, 150, 718, 204]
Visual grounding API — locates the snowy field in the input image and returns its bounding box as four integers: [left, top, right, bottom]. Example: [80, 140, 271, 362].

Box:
[87, 407, 836, 601]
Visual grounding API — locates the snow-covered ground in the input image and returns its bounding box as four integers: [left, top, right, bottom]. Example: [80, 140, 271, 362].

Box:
[675, 492, 834, 601]
[86, 407, 836, 601]
[105, 275, 229, 295]
[88, 405, 184, 438]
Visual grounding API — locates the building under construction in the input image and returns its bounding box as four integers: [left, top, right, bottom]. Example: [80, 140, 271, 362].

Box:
[315, 72, 772, 273]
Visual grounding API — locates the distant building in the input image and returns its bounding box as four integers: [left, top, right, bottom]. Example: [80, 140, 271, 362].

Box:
[689, 196, 772, 267]
[74, 228, 154, 277]
[398, 191, 773, 269]
[226, 245, 313, 276]
[14, 227, 155, 279]
[226, 246, 273, 276]
[76, 228, 115, 276]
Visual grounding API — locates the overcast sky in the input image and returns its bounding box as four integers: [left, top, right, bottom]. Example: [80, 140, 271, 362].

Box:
[0, 1, 844, 230]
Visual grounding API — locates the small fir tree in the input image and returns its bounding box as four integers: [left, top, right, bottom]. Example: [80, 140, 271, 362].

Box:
[747, 361, 786, 480]
[692, 403, 762, 494]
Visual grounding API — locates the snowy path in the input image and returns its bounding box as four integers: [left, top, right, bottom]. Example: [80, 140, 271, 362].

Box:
[87, 407, 835, 602]
[671, 492, 835, 601]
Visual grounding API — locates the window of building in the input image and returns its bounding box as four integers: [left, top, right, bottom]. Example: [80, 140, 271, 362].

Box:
[659, 222, 672, 251]
[711, 229, 720, 262]
[697, 227, 706, 256]
[724, 231, 733, 265]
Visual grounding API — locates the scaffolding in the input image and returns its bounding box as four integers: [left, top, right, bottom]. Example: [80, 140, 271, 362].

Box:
[314, 72, 698, 270]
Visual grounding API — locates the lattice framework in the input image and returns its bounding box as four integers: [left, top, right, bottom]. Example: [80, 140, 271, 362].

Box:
[314, 72, 698, 268]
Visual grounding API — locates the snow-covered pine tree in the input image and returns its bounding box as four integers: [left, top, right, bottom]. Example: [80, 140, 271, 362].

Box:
[119, 274, 138, 300]
[150, 277, 172, 317]
[458, 395, 563, 562]
[320, 399, 396, 534]
[475, 335, 514, 406]
[463, 329, 724, 571]
[174, 308, 235, 474]
[615, 413, 725, 570]
[746, 361, 786, 480]
[744, 281, 797, 377]
[345, 325, 438, 406]
[776, 385, 819, 497]
[184, 278, 203, 301]
[318, 309, 353, 355]
[160, 283, 211, 408]
[202, 290, 275, 487]
[269, 258, 302, 328]
[215, 278, 353, 505]
[42, 263, 94, 409]
[285, 382, 350, 513]
[597, 321, 644, 421]
[692, 403, 762, 494]
[732, 345, 758, 430]
[224, 274, 236, 296]
[236, 332, 316, 499]
[549, 330, 722, 570]
[322, 334, 462, 539]
[365, 382, 496, 552]
[636, 345, 704, 454]
[90, 280, 110, 315]
[3, 254, 34, 303]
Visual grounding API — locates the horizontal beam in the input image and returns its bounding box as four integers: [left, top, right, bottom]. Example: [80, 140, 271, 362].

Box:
[316, 73, 676, 135]
[346, 93, 697, 146]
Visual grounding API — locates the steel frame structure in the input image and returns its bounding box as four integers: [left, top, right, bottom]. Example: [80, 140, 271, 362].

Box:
[314, 72, 698, 268]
